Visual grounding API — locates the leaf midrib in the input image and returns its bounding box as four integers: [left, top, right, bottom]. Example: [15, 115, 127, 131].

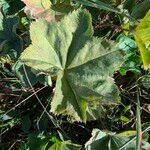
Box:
[65, 75, 84, 121]
[67, 48, 121, 70]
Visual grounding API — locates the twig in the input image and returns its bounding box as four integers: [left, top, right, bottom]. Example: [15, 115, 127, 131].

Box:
[119, 126, 150, 150]
[36, 97, 51, 131]
[4, 86, 46, 115]
[8, 140, 20, 150]
[22, 64, 72, 141]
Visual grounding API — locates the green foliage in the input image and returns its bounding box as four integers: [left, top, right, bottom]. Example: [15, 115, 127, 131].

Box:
[21, 115, 31, 133]
[117, 34, 137, 51]
[139, 75, 150, 90]
[20, 132, 80, 150]
[0, 8, 23, 59]
[123, 0, 136, 13]
[85, 129, 150, 150]
[117, 34, 141, 75]
[123, 0, 150, 19]
[50, 0, 76, 14]
[131, 0, 150, 19]
[20, 9, 124, 122]
[134, 10, 150, 70]
[0, 0, 25, 15]
[0, 110, 18, 129]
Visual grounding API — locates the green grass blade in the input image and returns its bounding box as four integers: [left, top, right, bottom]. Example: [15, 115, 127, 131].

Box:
[76, 0, 120, 13]
[76, 0, 137, 21]
[136, 87, 142, 150]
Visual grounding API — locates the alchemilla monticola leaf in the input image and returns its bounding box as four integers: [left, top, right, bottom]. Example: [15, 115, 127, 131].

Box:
[20, 9, 124, 122]
[85, 129, 150, 150]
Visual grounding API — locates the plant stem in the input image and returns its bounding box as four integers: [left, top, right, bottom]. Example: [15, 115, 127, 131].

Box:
[136, 87, 142, 150]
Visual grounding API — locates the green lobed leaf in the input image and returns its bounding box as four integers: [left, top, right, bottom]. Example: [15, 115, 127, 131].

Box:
[85, 129, 150, 150]
[0, 8, 23, 58]
[20, 9, 124, 122]
[134, 10, 150, 70]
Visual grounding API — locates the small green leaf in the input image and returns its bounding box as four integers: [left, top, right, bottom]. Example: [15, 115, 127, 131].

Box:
[117, 34, 137, 51]
[120, 116, 130, 123]
[117, 130, 136, 137]
[117, 34, 141, 75]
